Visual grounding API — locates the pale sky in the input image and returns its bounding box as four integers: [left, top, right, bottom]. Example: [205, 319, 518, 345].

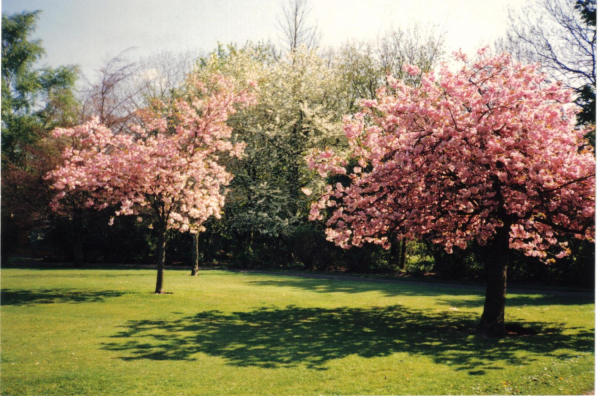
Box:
[2, 0, 528, 80]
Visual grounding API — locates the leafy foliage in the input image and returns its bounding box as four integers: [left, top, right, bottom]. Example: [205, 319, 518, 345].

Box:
[310, 50, 594, 261]
[1, 11, 78, 165]
[1, 10, 79, 265]
[46, 74, 256, 290]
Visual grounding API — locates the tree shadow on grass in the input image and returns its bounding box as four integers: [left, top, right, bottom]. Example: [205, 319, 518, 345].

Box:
[248, 278, 476, 297]
[1, 289, 127, 306]
[247, 278, 593, 307]
[437, 294, 594, 309]
[102, 305, 592, 372]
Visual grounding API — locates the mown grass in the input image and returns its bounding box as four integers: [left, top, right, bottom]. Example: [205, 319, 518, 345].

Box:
[1, 267, 594, 395]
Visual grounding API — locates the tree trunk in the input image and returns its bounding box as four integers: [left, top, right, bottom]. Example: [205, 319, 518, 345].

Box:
[399, 237, 407, 271]
[479, 226, 510, 337]
[191, 232, 200, 276]
[155, 224, 167, 294]
[389, 236, 400, 269]
[74, 233, 83, 268]
[73, 212, 83, 268]
[2, 214, 16, 267]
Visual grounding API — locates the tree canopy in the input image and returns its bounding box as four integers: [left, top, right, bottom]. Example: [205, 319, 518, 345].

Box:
[46, 74, 256, 292]
[1, 10, 78, 165]
[308, 50, 595, 335]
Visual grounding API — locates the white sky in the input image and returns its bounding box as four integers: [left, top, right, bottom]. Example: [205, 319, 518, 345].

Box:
[2, 0, 529, 80]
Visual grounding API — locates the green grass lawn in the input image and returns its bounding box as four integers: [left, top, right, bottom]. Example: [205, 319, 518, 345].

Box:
[1, 267, 594, 395]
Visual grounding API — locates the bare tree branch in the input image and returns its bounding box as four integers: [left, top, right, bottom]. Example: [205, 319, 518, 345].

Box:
[376, 23, 446, 85]
[277, 0, 321, 52]
[499, 0, 596, 90]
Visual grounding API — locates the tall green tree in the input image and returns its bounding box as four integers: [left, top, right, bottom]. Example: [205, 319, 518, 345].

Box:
[192, 44, 347, 265]
[1, 10, 78, 265]
[1, 10, 78, 166]
[191, 30, 447, 269]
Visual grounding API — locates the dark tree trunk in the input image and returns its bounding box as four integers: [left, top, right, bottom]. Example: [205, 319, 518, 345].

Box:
[74, 234, 83, 268]
[389, 236, 400, 269]
[399, 237, 407, 271]
[479, 225, 511, 337]
[2, 214, 16, 267]
[424, 239, 443, 269]
[191, 232, 200, 276]
[155, 223, 167, 294]
[73, 211, 83, 268]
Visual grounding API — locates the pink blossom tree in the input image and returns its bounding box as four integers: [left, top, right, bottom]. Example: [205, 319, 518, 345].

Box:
[308, 49, 595, 336]
[46, 74, 256, 293]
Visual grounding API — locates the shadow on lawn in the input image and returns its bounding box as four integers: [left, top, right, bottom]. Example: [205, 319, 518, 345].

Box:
[103, 305, 592, 373]
[248, 278, 477, 297]
[247, 278, 593, 306]
[438, 294, 595, 309]
[1, 289, 127, 306]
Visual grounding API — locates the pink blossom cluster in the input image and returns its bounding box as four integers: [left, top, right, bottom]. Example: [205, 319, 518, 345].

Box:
[46, 74, 256, 233]
[309, 51, 595, 260]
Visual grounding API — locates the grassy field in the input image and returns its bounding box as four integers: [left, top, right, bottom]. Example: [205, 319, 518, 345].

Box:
[1, 267, 594, 395]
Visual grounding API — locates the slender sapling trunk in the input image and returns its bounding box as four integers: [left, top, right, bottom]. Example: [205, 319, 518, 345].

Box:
[399, 237, 407, 271]
[155, 223, 167, 294]
[389, 236, 400, 269]
[191, 232, 200, 276]
[73, 211, 83, 268]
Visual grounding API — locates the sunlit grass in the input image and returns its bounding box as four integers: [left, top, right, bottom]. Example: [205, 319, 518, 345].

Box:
[1, 267, 594, 395]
